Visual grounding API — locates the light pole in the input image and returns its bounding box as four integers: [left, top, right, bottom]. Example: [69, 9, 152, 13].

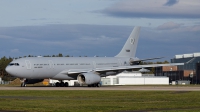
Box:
[170, 68, 172, 84]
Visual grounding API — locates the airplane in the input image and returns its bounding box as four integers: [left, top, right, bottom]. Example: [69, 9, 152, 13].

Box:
[5, 26, 184, 87]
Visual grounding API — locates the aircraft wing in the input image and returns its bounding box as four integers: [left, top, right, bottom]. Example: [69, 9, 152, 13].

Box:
[60, 69, 93, 74]
[95, 63, 183, 72]
[135, 57, 164, 62]
[61, 63, 184, 75]
[130, 57, 164, 64]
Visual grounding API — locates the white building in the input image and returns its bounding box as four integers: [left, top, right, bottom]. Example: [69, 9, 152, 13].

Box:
[101, 71, 169, 85]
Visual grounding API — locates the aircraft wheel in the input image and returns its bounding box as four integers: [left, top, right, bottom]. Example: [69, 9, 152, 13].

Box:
[55, 82, 60, 87]
[60, 82, 65, 87]
[92, 84, 96, 87]
[96, 83, 101, 87]
[64, 82, 69, 87]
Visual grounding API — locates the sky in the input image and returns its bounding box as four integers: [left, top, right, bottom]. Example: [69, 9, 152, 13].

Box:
[0, 0, 200, 61]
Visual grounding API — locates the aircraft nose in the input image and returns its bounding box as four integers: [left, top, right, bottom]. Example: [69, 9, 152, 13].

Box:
[5, 66, 11, 74]
[5, 66, 15, 76]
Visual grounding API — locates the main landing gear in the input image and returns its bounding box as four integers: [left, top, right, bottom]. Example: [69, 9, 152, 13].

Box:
[88, 83, 101, 87]
[55, 80, 69, 87]
[20, 78, 26, 87]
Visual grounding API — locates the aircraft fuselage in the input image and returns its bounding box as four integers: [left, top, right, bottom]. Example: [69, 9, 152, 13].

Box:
[6, 57, 130, 80]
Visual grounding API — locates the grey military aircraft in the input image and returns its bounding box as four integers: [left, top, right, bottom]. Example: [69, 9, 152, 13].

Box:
[5, 26, 183, 87]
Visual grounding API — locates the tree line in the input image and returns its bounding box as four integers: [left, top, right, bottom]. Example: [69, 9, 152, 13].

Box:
[0, 56, 13, 80]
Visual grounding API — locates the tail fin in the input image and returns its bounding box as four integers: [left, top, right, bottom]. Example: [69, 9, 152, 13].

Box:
[115, 26, 140, 57]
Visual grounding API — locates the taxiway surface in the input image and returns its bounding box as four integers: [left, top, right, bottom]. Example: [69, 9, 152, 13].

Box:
[1, 86, 200, 91]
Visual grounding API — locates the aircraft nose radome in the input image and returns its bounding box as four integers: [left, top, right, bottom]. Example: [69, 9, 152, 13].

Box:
[5, 67, 11, 74]
[5, 66, 15, 76]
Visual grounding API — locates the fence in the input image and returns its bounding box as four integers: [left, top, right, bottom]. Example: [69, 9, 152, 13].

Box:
[0, 78, 10, 85]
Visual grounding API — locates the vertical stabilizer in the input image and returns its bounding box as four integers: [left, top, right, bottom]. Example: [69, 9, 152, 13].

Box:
[115, 26, 140, 57]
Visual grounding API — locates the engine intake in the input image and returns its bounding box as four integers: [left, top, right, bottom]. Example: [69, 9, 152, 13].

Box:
[77, 72, 101, 85]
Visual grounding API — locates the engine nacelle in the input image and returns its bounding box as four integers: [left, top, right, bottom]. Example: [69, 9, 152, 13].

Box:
[77, 72, 101, 85]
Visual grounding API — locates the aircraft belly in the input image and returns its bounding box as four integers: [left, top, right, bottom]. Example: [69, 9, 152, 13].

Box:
[52, 73, 74, 80]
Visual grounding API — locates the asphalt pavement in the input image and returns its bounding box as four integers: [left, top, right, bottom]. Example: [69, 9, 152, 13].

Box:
[1, 85, 200, 91]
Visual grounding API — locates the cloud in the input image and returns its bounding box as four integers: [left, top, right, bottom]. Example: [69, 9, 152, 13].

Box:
[138, 26, 200, 60]
[30, 18, 47, 21]
[0, 24, 199, 60]
[0, 24, 131, 57]
[10, 49, 20, 53]
[164, 0, 179, 6]
[0, 35, 13, 39]
[190, 25, 200, 32]
[156, 22, 200, 33]
[80, 35, 120, 43]
[97, 0, 200, 18]
[171, 25, 200, 32]
[157, 22, 184, 30]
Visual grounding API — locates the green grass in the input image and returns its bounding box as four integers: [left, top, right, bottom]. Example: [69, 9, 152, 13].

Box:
[0, 90, 200, 112]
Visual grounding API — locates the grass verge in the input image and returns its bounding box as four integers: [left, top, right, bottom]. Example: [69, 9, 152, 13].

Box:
[0, 90, 200, 112]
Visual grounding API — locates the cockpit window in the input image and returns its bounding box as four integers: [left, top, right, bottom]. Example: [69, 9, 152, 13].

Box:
[9, 63, 19, 66]
[9, 63, 14, 66]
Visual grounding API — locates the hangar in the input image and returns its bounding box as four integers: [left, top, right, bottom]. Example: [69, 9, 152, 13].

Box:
[101, 71, 169, 85]
[155, 52, 200, 84]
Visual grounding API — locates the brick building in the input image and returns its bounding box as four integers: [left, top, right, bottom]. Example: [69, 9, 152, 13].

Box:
[155, 52, 200, 84]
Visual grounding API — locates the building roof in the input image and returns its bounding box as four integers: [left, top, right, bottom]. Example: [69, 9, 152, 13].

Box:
[175, 52, 200, 59]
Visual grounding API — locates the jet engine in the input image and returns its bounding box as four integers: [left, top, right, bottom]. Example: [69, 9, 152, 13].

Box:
[77, 72, 101, 85]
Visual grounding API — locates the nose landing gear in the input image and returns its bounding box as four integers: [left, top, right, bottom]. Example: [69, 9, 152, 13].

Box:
[20, 78, 26, 87]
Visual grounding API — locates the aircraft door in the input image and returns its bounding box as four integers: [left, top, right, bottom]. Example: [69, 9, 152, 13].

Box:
[25, 60, 31, 69]
[48, 60, 54, 69]
[93, 61, 96, 69]
[118, 59, 122, 66]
